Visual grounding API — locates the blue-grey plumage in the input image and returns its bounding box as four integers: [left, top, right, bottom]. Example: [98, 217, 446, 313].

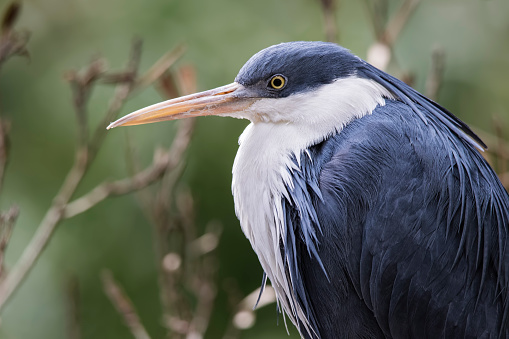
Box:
[285, 100, 509, 338]
[108, 41, 509, 338]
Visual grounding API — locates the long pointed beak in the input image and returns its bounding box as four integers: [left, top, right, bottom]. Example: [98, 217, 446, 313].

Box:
[107, 82, 255, 129]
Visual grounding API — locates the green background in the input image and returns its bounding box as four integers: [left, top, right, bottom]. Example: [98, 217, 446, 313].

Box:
[0, 0, 508, 338]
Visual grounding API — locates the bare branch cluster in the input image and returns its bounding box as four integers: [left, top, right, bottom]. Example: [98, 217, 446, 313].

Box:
[364, 0, 421, 72]
[0, 3, 269, 338]
[123, 66, 223, 339]
[0, 1, 189, 315]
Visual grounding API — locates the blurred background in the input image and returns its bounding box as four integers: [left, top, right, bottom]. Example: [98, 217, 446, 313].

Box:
[0, 0, 507, 338]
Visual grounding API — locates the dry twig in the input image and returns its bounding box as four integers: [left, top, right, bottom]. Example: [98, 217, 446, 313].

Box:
[365, 0, 421, 72]
[0, 119, 10, 194]
[0, 38, 185, 312]
[64, 117, 195, 219]
[140, 67, 198, 338]
[136, 44, 186, 91]
[383, 0, 421, 46]
[317, 0, 338, 43]
[425, 46, 445, 101]
[0, 205, 19, 278]
[102, 270, 151, 339]
[66, 276, 81, 339]
[0, 2, 29, 68]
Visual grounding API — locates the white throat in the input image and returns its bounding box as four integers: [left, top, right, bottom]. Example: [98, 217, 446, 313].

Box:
[231, 77, 394, 333]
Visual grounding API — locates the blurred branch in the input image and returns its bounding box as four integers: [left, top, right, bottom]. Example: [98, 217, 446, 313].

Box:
[425, 46, 445, 101]
[135, 44, 186, 90]
[492, 116, 508, 184]
[0, 145, 87, 310]
[148, 67, 202, 338]
[317, 0, 338, 43]
[222, 283, 277, 337]
[383, 0, 421, 46]
[472, 118, 509, 189]
[65, 58, 107, 147]
[102, 270, 151, 339]
[0, 2, 29, 69]
[66, 276, 81, 339]
[1, 2, 20, 32]
[186, 255, 217, 339]
[0, 2, 26, 195]
[0, 119, 10, 193]
[0, 36, 185, 312]
[362, 0, 385, 41]
[499, 172, 509, 189]
[0, 6, 24, 280]
[365, 0, 421, 72]
[0, 205, 19, 279]
[64, 117, 195, 218]
[155, 65, 197, 213]
[88, 38, 142, 159]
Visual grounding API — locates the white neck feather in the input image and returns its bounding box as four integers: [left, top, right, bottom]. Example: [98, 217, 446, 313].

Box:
[231, 77, 394, 333]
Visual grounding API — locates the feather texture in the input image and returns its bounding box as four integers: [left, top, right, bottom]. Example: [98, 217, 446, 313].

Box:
[283, 100, 509, 338]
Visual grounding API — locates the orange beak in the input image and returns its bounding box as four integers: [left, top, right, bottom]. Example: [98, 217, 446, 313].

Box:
[107, 82, 255, 129]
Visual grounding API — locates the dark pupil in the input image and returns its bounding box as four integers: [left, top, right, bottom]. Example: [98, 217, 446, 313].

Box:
[272, 77, 282, 88]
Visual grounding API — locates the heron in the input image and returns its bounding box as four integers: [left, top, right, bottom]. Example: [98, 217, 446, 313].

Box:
[108, 41, 509, 338]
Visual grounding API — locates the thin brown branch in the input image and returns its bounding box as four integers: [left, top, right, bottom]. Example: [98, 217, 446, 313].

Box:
[318, 0, 339, 43]
[0, 147, 88, 310]
[1, 2, 21, 32]
[499, 172, 509, 190]
[136, 44, 186, 91]
[124, 66, 197, 336]
[364, 0, 420, 72]
[152, 121, 195, 336]
[221, 279, 243, 339]
[362, 0, 387, 41]
[476, 129, 509, 161]
[66, 276, 81, 339]
[0, 2, 29, 68]
[383, 0, 421, 46]
[89, 39, 142, 159]
[0, 205, 19, 279]
[64, 148, 171, 218]
[125, 131, 156, 221]
[425, 46, 445, 101]
[158, 71, 180, 100]
[64, 116, 195, 219]
[0, 39, 184, 313]
[65, 58, 107, 147]
[0, 119, 10, 193]
[493, 116, 508, 175]
[101, 270, 151, 339]
[185, 224, 223, 337]
[187, 256, 217, 338]
[100, 71, 136, 85]
[155, 65, 197, 212]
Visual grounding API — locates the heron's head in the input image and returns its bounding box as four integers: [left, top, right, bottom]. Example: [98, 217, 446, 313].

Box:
[107, 42, 378, 129]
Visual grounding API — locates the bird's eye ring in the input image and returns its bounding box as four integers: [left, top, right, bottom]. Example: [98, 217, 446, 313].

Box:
[269, 75, 286, 90]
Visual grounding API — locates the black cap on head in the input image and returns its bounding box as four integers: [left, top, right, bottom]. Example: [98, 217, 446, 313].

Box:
[235, 41, 361, 98]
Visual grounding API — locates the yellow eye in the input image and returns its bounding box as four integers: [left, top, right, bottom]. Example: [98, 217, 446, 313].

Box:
[269, 75, 286, 89]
